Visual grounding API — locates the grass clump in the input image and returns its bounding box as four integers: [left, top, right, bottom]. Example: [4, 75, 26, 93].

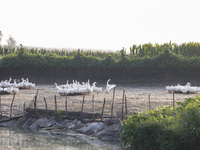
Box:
[120, 95, 200, 150]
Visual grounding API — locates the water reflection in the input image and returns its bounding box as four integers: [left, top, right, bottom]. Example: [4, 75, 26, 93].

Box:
[0, 127, 122, 150]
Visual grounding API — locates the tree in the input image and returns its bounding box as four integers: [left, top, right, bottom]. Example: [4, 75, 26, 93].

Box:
[130, 44, 137, 57]
[6, 35, 16, 49]
[0, 31, 3, 45]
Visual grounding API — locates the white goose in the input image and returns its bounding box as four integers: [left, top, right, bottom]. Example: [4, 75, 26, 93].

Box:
[60, 80, 71, 89]
[3, 87, 12, 94]
[0, 79, 8, 88]
[25, 78, 35, 89]
[17, 78, 25, 88]
[0, 87, 4, 92]
[55, 83, 61, 90]
[5, 77, 12, 87]
[92, 82, 102, 93]
[105, 79, 116, 94]
[85, 80, 93, 93]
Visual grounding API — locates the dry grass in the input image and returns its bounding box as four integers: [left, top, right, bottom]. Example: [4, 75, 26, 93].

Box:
[0, 85, 197, 118]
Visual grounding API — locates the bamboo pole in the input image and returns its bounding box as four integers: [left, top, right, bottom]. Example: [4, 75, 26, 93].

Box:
[111, 87, 115, 118]
[10, 93, 16, 118]
[101, 98, 106, 121]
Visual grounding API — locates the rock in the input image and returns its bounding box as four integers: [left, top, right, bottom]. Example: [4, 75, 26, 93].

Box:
[62, 119, 78, 130]
[0, 122, 8, 127]
[95, 123, 121, 139]
[29, 118, 49, 131]
[77, 122, 105, 134]
[45, 118, 56, 127]
[75, 120, 84, 129]
[5, 115, 121, 140]
[37, 118, 49, 128]
[22, 118, 36, 129]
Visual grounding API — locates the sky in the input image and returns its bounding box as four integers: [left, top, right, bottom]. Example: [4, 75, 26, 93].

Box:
[1, 0, 200, 51]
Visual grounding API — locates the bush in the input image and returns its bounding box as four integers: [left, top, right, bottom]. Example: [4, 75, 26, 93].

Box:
[120, 96, 200, 150]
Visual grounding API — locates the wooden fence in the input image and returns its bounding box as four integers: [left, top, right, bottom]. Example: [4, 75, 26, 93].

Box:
[0, 87, 194, 122]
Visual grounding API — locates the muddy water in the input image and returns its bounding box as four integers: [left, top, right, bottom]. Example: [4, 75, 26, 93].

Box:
[0, 127, 122, 150]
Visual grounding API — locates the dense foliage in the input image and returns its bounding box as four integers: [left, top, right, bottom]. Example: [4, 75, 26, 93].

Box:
[120, 96, 200, 150]
[1, 42, 200, 69]
[130, 42, 200, 58]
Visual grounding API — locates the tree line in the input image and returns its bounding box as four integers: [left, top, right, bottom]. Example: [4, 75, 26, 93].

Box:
[130, 41, 200, 58]
[1, 41, 200, 59]
[0, 45, 200, 69]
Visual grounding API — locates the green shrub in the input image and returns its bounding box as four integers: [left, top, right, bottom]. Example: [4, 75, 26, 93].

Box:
[121, 96, 200, 150]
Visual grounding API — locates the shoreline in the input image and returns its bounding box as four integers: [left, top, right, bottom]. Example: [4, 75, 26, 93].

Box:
[0, 110, 122, 141]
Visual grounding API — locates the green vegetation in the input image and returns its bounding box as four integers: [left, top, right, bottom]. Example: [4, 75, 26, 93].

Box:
[1, 42, 200, 70]
[120, 96, 200, 150]
[130, 42, 200, 58]
[55, 108, 63, 119]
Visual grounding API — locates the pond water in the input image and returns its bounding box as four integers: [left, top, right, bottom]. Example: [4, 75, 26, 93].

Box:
[0, 127, 122, 150]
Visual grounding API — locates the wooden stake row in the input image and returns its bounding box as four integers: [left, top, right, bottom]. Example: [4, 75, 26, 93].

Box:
[0, 88, 131, 122]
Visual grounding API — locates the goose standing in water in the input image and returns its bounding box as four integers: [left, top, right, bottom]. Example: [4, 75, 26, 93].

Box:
[105, 79, 116, 94]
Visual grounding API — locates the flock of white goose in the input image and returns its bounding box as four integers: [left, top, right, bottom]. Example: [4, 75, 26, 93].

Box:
[55, 79, 116, 95]
[0, 78, 35, 94]
[0, 77, 116, 96]
[166, 82, 200, 94]
[2, 77, 197, 95]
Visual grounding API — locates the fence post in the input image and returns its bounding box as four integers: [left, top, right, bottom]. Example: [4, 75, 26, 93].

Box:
[125, 95, 128, 119]
[81, 95, 85, 112]
[0, 96, 2, 116]
[10, 93, 16, 118]
[23, 102, 26, 117]
[44, 98, 47, 113]
[122, 90, 125, 121]
[92, 95, 94, 120]
[36, 89, 39, 96]
[101, 98, 106, 121]
[34, 95, 37, 113]
[149, 94, 151, 109]
[65, 97, 68, 116]
[34, 89, 39, 114]
[54, 95, 57, 112]
[111, 87, 115, 118]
